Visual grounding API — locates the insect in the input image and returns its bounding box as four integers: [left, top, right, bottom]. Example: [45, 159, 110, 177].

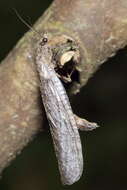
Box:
[35, 39, 82, 185]
[35, 36, 98, 185]
[14, 9, 98, 185]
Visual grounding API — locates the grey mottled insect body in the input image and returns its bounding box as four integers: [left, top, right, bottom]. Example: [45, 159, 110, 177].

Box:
[36, 41, 83, 185]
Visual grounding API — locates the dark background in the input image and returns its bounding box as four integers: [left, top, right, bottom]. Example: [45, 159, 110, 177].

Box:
[0, 1, 127, 190]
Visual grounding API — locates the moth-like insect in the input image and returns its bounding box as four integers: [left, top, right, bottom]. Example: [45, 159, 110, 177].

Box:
[36, 38, 83, 185]
[14, 10, 98, 185]
[35, 36, 98, 185]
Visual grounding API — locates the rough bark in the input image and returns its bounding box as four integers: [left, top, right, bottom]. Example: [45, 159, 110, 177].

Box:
[0, 0, 127, 173]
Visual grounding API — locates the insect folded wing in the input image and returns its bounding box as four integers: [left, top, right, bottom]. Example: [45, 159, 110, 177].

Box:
[38, 63, 83, 185]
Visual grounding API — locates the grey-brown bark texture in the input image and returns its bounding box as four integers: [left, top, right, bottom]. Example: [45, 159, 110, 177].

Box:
[0, 0, 127, 173]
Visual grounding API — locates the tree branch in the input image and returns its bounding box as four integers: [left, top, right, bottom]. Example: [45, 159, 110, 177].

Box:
[0, 0, 127, 173]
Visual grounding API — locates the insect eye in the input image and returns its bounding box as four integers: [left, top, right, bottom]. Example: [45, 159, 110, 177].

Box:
[43, 37, 48, 43]
[39, 37, 48, 46]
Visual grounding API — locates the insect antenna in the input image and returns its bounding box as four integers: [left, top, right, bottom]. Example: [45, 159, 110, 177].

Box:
[13, 8, 42, 38]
